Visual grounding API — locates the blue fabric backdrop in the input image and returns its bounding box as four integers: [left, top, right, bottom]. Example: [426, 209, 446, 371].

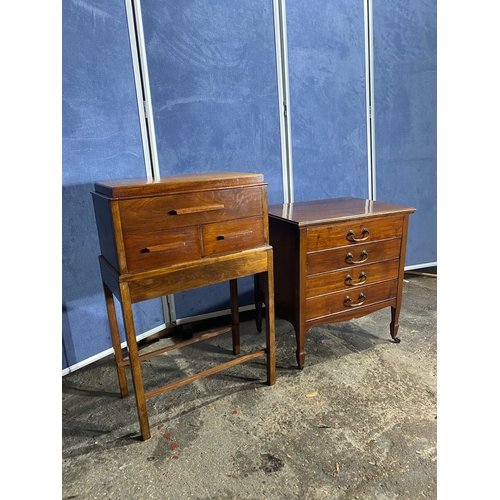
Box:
[62, 0, 164, 370]
[373, 0, 437, 266]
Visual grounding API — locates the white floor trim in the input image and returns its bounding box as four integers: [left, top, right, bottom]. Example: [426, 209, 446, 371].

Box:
[62, 323, 167, 376]
[405, 262, 437, 271]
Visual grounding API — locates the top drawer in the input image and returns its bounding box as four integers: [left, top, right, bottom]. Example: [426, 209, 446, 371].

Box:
[306, 216, 404, 252]
[118, 186, 265, 235]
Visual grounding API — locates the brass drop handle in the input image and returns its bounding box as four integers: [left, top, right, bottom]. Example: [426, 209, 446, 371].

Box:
[346, 228, 370, 242]
[169, 204, 224, 215]
[345, 272, 367, 286]
[344, 293, 366, 307]
[345, 250, 368, 264]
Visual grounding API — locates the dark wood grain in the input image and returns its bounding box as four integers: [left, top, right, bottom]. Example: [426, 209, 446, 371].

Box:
[261, 197, 415, 369]
[94, 171, 265, 198]
[92, 172, 276, 441]
[269, 197, 414, 226]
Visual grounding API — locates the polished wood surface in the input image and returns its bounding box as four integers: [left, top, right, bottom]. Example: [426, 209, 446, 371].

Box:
[306, 216, 404, 251]
[305, 259, 400, 298]
[257, 197, 415, 369]
[92, 172, 275, 441]
[94, 171, 265, 198]
[117, 187, 265, 234]
[268, 197, 414, 226]
[92, 181, 268, 276]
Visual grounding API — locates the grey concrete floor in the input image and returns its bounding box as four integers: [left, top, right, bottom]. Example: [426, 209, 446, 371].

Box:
[62, 272, 436, 499]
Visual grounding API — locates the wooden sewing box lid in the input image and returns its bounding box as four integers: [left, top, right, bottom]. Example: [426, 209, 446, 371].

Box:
[94, 172, 265, 199]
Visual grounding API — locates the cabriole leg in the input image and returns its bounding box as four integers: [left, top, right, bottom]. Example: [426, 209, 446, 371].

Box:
[296, 326, 306, 370]
[390, 305, 401, 343]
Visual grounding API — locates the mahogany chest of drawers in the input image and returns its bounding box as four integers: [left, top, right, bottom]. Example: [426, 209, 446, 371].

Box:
[91, 172, 276, 440]
[256, 197, 415, 369]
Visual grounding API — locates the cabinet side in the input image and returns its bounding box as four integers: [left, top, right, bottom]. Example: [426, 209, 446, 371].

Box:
[91, 192, 119, 272]
[269, 217, 300, 328]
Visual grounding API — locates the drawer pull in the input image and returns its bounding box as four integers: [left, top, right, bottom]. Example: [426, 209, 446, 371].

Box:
[344, 293, 366, 307]
[216, 230, 253, 241]
[346, 228, 370, 242]
[345, 250, 368, 264]
[141, 241, 186, 253]
[169, 204, 225, 216]
[345, 272, 367, 286]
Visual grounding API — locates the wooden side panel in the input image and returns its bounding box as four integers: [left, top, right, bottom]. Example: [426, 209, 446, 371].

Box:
[91, 192, 119, 271]
[269, 217, 300, 326]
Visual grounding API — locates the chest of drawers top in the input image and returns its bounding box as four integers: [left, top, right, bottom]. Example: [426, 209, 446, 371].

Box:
[268, 197, 415, 227]
[92, 172, 269, 275]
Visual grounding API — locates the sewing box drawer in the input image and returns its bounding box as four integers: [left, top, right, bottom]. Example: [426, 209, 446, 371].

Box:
[92, 172, 269, 275]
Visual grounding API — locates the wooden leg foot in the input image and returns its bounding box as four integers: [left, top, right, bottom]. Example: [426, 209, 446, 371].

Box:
[181, 324, 193, 340]
[296, 351, 305, 370]
[390, 306, 401, 343]
[295, 327, 306, 369]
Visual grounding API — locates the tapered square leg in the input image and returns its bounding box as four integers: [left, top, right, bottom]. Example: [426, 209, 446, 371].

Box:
[119, 283, 151, 441]
[230, 279, 240, 355]
[264, 252, 276, 386]
[254, 274, 264, 333]
[103, 283, 128, 398]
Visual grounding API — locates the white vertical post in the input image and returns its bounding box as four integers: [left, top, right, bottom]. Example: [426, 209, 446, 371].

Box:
[125, 0, 175, 326]
[124, 0, 161, 181]
[273, 0, 294, 204]
[364, 0, 376, 200]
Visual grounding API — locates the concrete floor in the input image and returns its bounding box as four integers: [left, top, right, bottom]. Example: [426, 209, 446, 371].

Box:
[62, 271, 436, 499]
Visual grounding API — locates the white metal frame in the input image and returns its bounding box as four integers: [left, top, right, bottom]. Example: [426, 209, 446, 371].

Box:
[124, 0, 296, 327]
[364, 0, 376, 200]
[126, 0, 172, 327]
[125, 0, 160, 180]
[273, 0, 294, 204]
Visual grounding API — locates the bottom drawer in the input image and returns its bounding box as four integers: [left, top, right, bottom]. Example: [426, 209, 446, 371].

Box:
[306, 279, 398, 321]
[123, 227, 201, 272]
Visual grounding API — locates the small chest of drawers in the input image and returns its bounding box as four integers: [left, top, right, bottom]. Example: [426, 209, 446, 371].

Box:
[256, 197, 415, 369]
[91, 172, 276, 440]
